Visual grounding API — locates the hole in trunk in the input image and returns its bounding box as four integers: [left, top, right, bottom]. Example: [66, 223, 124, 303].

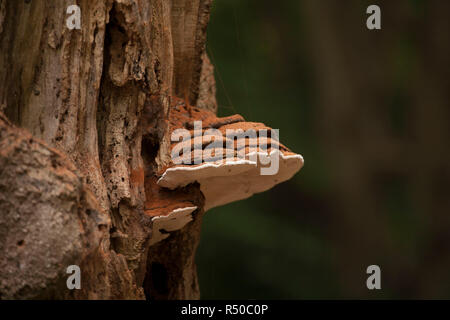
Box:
[143, 262, 169, 299]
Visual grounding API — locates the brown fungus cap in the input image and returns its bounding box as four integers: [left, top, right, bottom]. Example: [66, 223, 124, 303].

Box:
[148, 206, 197, 245]
[157, 104, 304, 211]
[144, 176, 201, 245]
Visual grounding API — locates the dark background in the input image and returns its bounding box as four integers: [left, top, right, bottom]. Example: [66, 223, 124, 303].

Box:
[196, 0, 450, 299]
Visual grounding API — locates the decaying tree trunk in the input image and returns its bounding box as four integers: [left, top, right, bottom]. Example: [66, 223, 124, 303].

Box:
[0, 0, 216, 299]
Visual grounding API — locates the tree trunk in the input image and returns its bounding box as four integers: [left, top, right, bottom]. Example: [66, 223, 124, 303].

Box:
[0, 0, 216, 299]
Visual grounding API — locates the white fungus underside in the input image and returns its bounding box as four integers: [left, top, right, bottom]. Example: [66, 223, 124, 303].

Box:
[157, 150, 304, 211]
[150, 206, 198, 245]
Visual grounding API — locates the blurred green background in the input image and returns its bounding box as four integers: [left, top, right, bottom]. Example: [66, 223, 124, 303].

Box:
[196, 0, 450, 299]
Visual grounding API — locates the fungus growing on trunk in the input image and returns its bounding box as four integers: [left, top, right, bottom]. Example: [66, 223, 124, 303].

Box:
[145, 100, 303, 245]
[148, 206, 198, 245]
[157, 102, 304, 211]
[144, 175, 203, 245]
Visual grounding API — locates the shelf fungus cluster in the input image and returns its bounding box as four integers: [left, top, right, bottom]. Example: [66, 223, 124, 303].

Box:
[147, 100, 304, 245]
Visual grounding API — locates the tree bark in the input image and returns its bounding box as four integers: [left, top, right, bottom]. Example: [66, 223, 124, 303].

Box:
[0, 0, 216, 299]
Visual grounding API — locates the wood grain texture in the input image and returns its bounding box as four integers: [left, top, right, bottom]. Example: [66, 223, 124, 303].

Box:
[0, 0, 216, 299]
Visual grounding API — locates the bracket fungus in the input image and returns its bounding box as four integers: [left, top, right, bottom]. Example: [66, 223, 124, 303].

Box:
[157, 102, 304, 211]
[146, 100, 303, 245]
[148, 206, 198, 245]
[144, 176, 202, 245]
